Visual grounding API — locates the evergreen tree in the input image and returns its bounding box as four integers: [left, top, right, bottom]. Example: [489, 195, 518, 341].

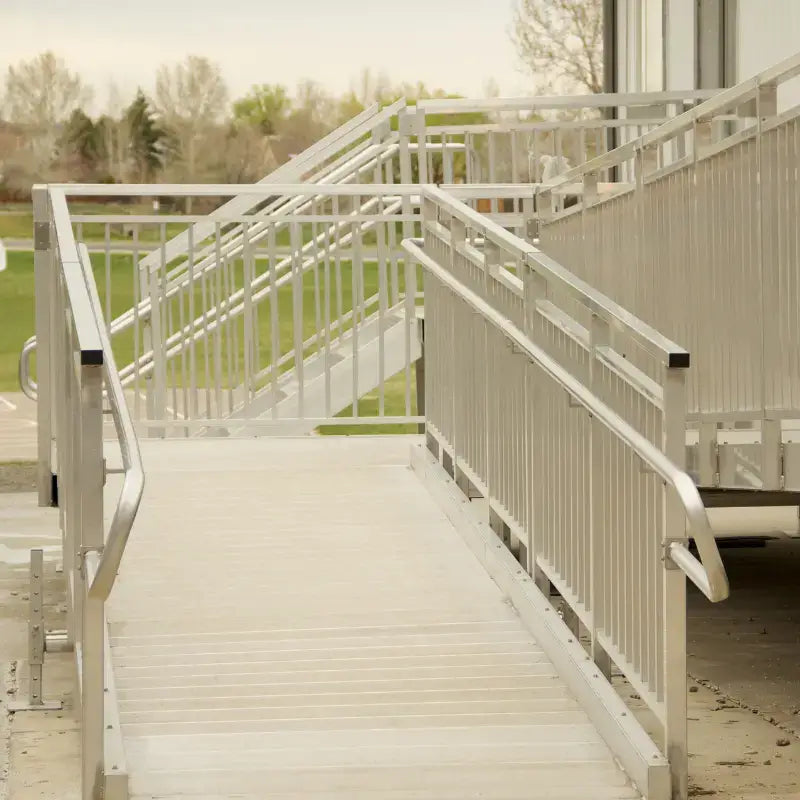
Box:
[60, 109, 103, 179]
[125, 90, 165, 181]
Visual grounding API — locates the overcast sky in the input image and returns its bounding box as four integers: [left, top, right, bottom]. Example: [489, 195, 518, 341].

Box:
[0, 0, 527, 110]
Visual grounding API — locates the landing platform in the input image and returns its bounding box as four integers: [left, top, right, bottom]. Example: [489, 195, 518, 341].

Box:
[106, 436, 641, 799]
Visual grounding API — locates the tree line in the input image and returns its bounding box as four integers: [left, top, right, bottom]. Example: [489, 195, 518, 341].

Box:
[0, 53, 473, 200]
[0, 1, 601, 200]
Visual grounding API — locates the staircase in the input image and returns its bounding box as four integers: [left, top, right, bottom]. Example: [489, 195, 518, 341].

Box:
[224, 307, 422, 433]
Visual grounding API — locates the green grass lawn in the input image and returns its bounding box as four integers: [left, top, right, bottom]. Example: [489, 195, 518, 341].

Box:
[1, 209, 196, 244]
[0, 204, 383, 246]
[0, 251, 36, 390]
[0, 212, 34, 240]
[1, 249, 422, 435]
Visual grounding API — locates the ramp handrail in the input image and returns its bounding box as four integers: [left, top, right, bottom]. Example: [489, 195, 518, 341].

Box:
[77, 239, 145, 600]
[405, 239, 726, 601]
[42, 186, 144, 799]
[18, 335, 36, 400]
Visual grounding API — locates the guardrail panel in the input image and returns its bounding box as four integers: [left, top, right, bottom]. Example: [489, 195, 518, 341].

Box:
[410, 187, 729, 798]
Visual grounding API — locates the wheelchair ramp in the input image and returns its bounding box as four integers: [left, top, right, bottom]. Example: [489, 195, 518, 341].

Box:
[106, 437, 644, 799]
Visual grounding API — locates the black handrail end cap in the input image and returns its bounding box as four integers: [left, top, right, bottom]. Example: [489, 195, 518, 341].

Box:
[80, 349, 104, 366]
[669, 352, 690, 369]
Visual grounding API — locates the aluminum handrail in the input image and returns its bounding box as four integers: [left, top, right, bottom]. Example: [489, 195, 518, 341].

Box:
[17, 181, 419, 399]
[136, 100, 402, 272]
[100, 144, 406, 339]
[404, 238, 728, 602]
[538, 50, 800, 194]
[19, 335, 37, 400]
[73, 238, 145, 601]
[49, 183, 420, 196]
[115, 196, 406, 385]
[45, 191, 144, 800]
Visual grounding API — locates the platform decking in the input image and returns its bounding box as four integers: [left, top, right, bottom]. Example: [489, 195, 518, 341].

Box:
[104, 436, 640, 799]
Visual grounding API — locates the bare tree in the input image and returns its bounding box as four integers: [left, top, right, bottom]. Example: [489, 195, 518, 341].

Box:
[511, 0, 603, 95]
[268, 80, 335, 163]
[155, 55, 228, 206]
[350, 67, 392, 106]
[155, 56, 228, 127]
[2, 51, 91, 174]
[219, 122, 276, 183]
[98, 82, 132, 181]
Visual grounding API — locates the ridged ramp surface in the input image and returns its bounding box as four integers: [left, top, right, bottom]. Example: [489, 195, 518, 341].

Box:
[107, 436, 640, 799]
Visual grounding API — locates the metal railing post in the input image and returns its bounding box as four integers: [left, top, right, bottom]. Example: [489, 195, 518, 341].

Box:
[756, 82, 778, 486]
[414, 107, 429, 184]
[398, 109, 415, 243]
[415, 316, 425, 434]
[138, 255, 156, 428]
[147, 261, 167, 436]
[32, 186, 54, 506]
[78, 362, 105, 800]
[522, 266, 552, 598]
[58, 273, 75, 643]
[589, 314, 612, 680]
[662, 364, 689, 800]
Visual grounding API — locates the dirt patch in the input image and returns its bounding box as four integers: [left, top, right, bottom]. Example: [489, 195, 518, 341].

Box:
[0, 462, 37, 494]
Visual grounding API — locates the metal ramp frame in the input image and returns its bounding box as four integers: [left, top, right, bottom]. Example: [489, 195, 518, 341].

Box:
[25, 180, 731, 800]
[17, 83, 761, 800]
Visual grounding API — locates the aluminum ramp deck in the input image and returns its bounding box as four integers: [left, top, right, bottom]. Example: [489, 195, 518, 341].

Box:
[106, 436, 642, 799]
